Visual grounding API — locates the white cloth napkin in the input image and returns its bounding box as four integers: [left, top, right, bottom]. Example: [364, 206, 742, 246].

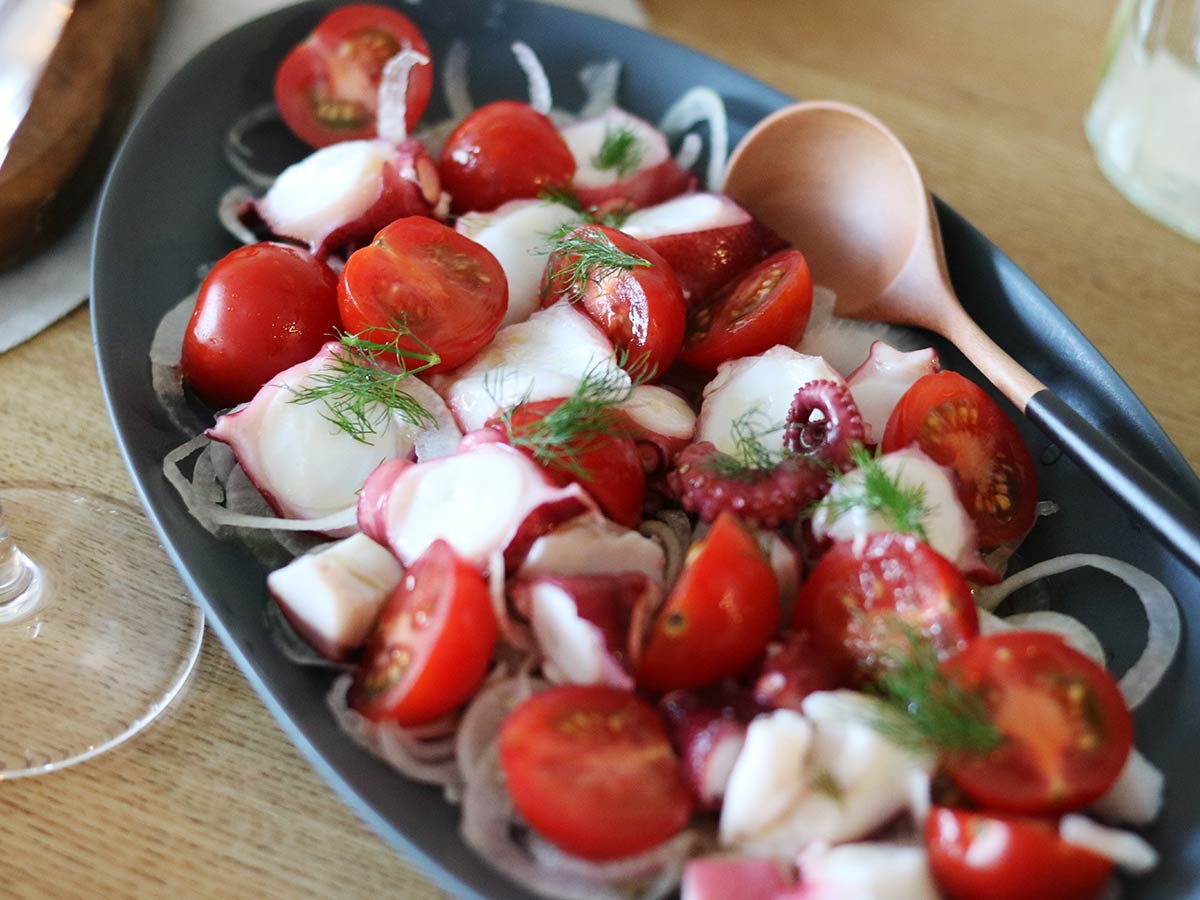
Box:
[0, 0, 646, 354]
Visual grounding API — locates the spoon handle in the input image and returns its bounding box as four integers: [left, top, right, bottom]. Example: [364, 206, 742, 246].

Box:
[1026, 390, 1200, 577]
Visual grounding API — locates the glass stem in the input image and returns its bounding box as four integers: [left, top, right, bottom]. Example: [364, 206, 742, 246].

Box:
[0, 505, 39, 621]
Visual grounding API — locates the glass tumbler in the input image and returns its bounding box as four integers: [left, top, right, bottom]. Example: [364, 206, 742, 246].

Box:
[1085, 0, 1200, 241]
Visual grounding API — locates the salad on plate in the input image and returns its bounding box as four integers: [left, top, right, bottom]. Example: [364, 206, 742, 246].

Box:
[151, 5, 1182, 899]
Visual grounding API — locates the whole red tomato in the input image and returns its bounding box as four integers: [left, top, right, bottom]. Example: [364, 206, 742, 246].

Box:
[274, 4, 433, 148]
[181, 242, 340, 408]
[487, 398, 646, 527]
[439, 100, 575, 213]
[792, 532, 979, 680]
[337, 217, 508, 372]
[541, 225, 687, 380]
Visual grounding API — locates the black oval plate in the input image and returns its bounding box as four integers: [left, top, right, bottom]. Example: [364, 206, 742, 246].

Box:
[92, 2, 1200, 898]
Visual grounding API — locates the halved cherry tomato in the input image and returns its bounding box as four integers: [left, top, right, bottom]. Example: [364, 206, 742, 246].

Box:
[486, 398, 646, 527]
[338, 216, 507, 372]
[791, 532, 979, 680]
[499, 685, 694, 860]
[926, 806, 1113, 900]
[541, 225, 687, 379]
[679, 249, 814, 372]
[439, 100, 575, 213]
[181, 242, 340, 408]
[943, 632, 1133, 814]
[636, 513, 779, 692]
[348, 540, 497, 725]
[274, 4, 432, 148]
[881, 370, 1038, 547]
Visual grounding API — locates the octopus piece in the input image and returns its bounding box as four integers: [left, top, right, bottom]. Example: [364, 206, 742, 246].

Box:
[431, 300, 627, 433]
[695, 346, 847, 457]
[207, 343, 460, 532]
[356, 439, 597, 570]
[620, 191, 787, 305]
[810, 446, 997, 583]
[456, 198, 582, 328]
[253, 138, 442, 258]
[846, 341, 940, 445]
[559, 106, 695, 209]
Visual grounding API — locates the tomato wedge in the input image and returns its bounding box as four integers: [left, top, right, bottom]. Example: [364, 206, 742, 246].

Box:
[943, 632, 1133, 814]
[349, 540, 497, 725]
[679, 249, 814, 372]
[274, 4, 433, 148]
[487, 398, 646, 527]
[636, 512, 779, 692]
[440, 100, 575, 213]
[338, 217, 507, 372]
[541, 225, 687, 379]
[881, 370, 1038, 547]
[499, 685, 694, 860]
[181, 242, 340, 408]
[926, 806, 1113, 900]
[791, 532, 979, 680]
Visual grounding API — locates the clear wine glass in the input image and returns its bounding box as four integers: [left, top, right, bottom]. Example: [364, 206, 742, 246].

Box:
[0, 486, 204, 778]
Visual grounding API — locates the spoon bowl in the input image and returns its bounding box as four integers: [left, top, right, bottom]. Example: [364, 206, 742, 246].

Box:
[723, 99, 1200, 575]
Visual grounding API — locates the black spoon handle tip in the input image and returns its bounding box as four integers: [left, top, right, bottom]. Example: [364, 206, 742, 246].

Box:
[1026, 389, 1200, 578]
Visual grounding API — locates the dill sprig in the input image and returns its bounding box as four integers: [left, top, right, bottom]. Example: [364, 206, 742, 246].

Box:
[490, 355, 650, 480]
[541, 225, 651, 300]
[708, 408, 787, 480]
[592, 126, 643, 178]
[866, 624, 1004, 756]
[819, 444, 932, 541]
[537, 187, 634, 244]
[287, 320, 440, 443]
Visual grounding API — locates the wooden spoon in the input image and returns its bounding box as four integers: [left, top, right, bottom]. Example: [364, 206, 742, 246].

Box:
[724, 99, 1200, 575]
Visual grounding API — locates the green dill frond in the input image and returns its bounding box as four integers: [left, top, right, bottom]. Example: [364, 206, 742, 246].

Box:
[287, 319, 440, 444]
[592, 126, 644, 178]
[808, 769, 846, 804]
[819, 444, 932, 541]
[708, 408, 787, 479]
[540, 226, 651, 300]
[538, 185, 587, 214]
[490, 358, 649, 481]
[866, 624, 1003, 756]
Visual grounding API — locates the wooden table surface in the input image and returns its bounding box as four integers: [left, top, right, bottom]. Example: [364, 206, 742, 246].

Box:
[2, 0, 1197, 896]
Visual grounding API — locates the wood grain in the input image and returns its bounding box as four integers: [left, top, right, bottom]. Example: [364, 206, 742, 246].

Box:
[0, 1, 1197, 897]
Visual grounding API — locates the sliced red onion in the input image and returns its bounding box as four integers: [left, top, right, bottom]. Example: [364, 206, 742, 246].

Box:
[1060, 814, 1159, 874]
[150, 291, 209, 437]
[576, 60, 621, 119]
[638, 509, 693, 588]
[327, 673, 463, 793]
[657, 86, 727, 191]
[217, 185, 258, 246]
[511, 42, 552, 115]
[488, 549, 535, 652]
[798, 286, 923, 376]
[443, 39, 474, 121]
[455, 671, 545, 789]
[1091, 749, 1164, 826]
[973, 553, 1180, 708]
[263, 595, 349, 669]
[223, 101, 283, 190]
[673, 132, 703, 172]
[376, 49, 431, 143]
